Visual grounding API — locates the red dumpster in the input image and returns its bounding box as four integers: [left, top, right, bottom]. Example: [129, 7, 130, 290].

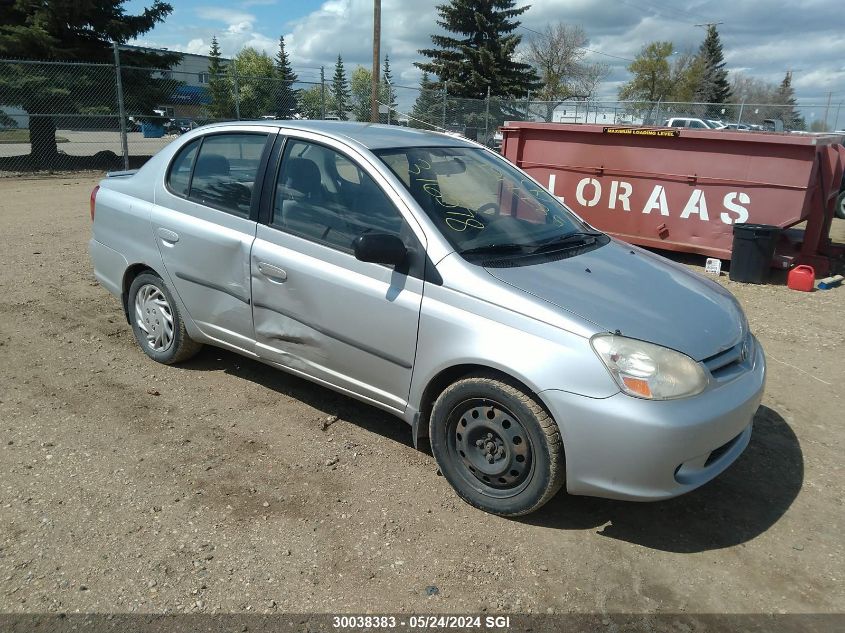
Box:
[500, 123, 845, 275]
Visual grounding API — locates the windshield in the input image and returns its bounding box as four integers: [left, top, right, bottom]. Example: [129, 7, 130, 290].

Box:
[375, 147, 598, 260]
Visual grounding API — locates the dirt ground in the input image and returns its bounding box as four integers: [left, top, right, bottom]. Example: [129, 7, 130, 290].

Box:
[0, 176, 843, 624]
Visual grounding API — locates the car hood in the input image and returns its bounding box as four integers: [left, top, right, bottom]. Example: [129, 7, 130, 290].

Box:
[484, 240, 744, 361]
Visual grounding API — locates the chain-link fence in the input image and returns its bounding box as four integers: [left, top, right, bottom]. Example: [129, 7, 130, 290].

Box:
[2, 54, 843, 174]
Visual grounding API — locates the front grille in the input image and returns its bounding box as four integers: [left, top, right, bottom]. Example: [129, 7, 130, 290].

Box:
[703, 336, 751, 381]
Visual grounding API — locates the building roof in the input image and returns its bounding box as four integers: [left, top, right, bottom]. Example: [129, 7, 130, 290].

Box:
[119, 43, 232, 62]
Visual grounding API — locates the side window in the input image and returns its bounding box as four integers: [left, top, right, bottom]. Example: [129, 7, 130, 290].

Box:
[670, 120, 685, 128]
[167, 139, 200, 196]
[188, 133, 268, 217]
[272, 140, 405, 253]
[689, 120, 706, 129]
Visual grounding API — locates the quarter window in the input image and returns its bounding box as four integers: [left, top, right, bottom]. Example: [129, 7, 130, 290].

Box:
[272, 140, 404, 252]
[188, 133, 268, 217]
[167, 139, 200, 196]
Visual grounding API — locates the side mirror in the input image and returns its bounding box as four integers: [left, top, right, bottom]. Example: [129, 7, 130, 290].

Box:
[353, 233, 407, 266]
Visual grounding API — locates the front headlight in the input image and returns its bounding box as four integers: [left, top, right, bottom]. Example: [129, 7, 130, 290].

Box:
[590, 334, 708, 400]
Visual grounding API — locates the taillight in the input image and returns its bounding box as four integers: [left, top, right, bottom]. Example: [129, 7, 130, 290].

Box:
[90, 185, 100, 221]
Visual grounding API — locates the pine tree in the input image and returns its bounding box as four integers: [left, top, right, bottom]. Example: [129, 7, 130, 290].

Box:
[416, 0, 539, 99]
[207, 35, 234, 119]
[410, 72, 441, 128]
[382, 54, 398, 123]
[274, 35, 300, 118]
[694, 25, 731, 108]
[775, 72, 805, 131]
[331, 55, 351, 120]
[0, 0, 177, 167]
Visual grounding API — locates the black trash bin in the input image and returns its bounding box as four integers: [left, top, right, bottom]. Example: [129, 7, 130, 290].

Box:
[729, 223, 780, 283]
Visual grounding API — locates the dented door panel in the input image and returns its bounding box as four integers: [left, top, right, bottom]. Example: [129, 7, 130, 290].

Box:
[251, 226, 423, 411]
[151, 197, 257, 351]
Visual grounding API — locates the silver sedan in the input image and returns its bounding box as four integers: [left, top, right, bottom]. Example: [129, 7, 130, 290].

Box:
[89, 121, 765, 516]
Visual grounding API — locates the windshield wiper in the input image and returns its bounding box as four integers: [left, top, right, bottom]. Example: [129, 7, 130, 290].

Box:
[458, 243, 531, 259]
[531, 231, 601, 254]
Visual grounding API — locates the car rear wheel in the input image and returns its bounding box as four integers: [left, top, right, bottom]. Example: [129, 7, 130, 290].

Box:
[429, 373, 565, 516]
[128, 272, 202, 364]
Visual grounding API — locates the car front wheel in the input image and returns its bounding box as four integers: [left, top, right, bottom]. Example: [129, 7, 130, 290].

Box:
[429, 373, 565, 516]
[128, 272, 202, 364]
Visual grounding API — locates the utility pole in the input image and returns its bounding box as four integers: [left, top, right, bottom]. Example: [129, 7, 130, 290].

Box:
[823, 91, 832, 132]
[694, 21, 724, 29]
[370, 0, 381, 123]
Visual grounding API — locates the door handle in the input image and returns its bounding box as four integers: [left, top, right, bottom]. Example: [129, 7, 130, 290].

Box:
[257, 261, 288, 282]
[157, 228, 179, 243]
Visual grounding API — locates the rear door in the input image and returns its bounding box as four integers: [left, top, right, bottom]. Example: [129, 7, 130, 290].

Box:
[250, 136, 426, 412]
[152, 129, 274, 352]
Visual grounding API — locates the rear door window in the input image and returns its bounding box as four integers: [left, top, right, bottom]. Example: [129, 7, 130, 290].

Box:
[187, 133, 268, 217]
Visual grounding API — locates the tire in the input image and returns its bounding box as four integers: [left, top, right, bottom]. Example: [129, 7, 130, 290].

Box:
[429, 373, 565, 516]
[127, 272, 202, 364]
[835, 190, 845, 220]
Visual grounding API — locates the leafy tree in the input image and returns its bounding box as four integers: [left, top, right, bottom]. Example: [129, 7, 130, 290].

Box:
[0, 0, 178, 167]
[274, 35, 299, 118]
[300, 85, 333, 119]
[350, 66, 373, 122]
[618, 42, 674, 103]
[775, 72, 805, 131]
[410, 72, 441, 128]
[618, 41, 674, 124]
[331, 55, 351, 120]
[694, 25, 731, 107]
[416, 0, 539, 99]
[207, 36, 233, 119]
[669, 50, 705, 103]
[382, 54, 398, 122]
[525, 23, 609, 121]
[229, 47, 275, 119]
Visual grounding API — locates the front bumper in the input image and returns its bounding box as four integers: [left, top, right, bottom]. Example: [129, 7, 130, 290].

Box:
[541, 336, 765, 501]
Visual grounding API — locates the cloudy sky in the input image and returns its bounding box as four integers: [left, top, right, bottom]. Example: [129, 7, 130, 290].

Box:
[128, 0, 844, 115]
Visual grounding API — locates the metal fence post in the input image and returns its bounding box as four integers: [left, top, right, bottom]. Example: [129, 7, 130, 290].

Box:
[232, 65, 241, 120]
[112, 43, 129, 170]
[442, 86, 447, 128]
[736, 99, 745, 127]
[320, 66, 326, 119]
[485, 86, 490, 140]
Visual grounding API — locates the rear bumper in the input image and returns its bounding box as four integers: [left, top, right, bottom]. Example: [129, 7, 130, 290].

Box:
[541, 337, 765, 501]
[89, 238, 127, 298]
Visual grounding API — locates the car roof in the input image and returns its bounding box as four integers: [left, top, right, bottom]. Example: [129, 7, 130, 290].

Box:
[200, 120, 477, 151]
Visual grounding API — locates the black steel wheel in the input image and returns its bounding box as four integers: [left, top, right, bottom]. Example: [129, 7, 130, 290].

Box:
[430, 373, 565, 516]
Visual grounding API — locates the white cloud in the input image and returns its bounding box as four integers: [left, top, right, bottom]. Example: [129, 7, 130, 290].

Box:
[196, 7, 256, 24]
[140, 0, 845, 107]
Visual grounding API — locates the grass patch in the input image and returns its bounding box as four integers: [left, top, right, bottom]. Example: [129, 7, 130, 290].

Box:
[0, 129, 69, 144]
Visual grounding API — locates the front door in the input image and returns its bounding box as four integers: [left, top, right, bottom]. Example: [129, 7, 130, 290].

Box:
[251, 138, 425, 411]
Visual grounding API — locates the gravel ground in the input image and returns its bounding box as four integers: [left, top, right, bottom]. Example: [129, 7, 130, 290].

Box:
[0, 176, 843, 624]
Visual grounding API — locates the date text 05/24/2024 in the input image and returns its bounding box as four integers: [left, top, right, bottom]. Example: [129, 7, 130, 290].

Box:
[332, 615, 512, 629]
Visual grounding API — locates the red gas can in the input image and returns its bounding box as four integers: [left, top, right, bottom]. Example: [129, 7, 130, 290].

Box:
[787, 265, 815, 291]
